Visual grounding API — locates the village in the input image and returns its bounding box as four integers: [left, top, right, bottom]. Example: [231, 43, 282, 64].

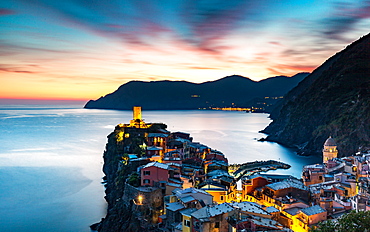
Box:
[113, 107, 370, 232]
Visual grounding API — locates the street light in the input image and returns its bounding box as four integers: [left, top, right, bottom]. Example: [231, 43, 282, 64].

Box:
[138, 195, 143, 205]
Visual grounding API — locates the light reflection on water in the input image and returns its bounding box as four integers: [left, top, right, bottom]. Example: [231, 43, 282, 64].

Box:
[0, 106, 321, 232]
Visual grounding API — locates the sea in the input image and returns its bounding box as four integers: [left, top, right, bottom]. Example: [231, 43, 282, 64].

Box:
[0, 103, 321, 232]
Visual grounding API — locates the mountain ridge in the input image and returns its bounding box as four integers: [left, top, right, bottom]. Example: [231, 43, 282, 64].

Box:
[84, 73, 309, 111]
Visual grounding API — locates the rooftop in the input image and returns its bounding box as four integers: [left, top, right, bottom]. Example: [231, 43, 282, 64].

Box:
[166, 202, 185, 212]
[147, 133, 169, 138]
[229, 202, 269, 215]
[300, 205, 326, 216]
[267, 179, 308, 191]
[180, 208, 197, 217]
[284, 207, 302, 216]
[324, 137, 337, 146]
[265, 206, 280, 213]
[248, 215, 282, 230]
[179, 195, 196, 204]
[142, 162, 172, 170]
[174, 187, 210, 196]
[191, 203, 235, 219]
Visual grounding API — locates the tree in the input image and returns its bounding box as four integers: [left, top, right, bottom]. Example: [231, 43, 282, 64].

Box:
[310, 210, 370, 232]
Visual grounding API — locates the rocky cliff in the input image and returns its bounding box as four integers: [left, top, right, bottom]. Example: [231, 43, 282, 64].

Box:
[262, 33, 370, 156]
[84, 73, 308, 111]
[92, 124, 166, 232]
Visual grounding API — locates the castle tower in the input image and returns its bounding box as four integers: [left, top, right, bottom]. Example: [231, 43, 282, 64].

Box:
[130, 106, 147, 128]
[323, 136, 338, 163]
[133, 106, 142, 120]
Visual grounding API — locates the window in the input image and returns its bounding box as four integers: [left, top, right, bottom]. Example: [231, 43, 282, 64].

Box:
[143, 179, 150, 184]
[143, 170, 150, 176]
[220, 196, 224, 201]
[215, 222, 220, 228]
[184, 220, 191, 227]
[319, 176, 323, 180]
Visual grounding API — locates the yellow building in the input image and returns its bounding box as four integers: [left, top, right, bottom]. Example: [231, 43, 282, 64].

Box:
[200, 183, 228, 204]
[199, 180, 238, 204]
[180, 208, 197, 232]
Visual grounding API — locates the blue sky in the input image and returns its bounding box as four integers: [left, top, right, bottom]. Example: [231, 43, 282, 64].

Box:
[1, 0, 369, 100]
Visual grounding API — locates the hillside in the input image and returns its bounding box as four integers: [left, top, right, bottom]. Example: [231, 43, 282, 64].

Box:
[84, 73, 308, 111]
[262, 33, 370, 156]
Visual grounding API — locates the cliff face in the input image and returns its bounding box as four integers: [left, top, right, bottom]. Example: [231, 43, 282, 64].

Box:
[263, 33, 370, 156]
[96, 130, 140, 232]
[84, 74, 308, 111]
[95, 124, 167, 232]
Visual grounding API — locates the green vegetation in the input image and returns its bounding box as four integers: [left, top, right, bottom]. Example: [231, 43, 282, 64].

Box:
[310, 210, 370, 232]
[126, 172, 140, 187]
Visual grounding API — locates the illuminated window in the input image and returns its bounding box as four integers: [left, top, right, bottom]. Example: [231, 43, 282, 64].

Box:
[143, 179, 150, 184]
[125, 133, 130, 138]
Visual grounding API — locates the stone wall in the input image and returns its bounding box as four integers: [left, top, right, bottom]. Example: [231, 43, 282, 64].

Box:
[122, 183, 164, 224]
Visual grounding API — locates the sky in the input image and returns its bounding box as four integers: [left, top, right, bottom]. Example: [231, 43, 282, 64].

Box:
[1, 0, 369, 101]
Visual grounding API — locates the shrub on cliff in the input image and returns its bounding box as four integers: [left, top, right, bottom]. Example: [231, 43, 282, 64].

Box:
[127, 173, 140, 187]
[310, 210, 370, 232]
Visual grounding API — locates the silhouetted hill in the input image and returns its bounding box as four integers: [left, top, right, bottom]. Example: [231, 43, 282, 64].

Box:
[262, 33, 370, 156]
[84, 73, 308, 111]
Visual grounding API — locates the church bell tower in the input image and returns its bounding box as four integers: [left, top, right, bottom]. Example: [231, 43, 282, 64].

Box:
[323, 136, 338, 163]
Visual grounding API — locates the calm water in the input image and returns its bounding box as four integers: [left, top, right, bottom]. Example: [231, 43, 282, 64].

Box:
[0, 104, 321, 232]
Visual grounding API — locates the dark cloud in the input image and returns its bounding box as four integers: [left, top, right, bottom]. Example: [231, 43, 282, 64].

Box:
[178, 0, 268, 54]
[320, 1, 370, 41]
[0, 67, 38, 74]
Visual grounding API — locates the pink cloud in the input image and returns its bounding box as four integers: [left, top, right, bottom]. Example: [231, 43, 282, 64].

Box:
[0, 8, 15, 15]
[188, 66, 219, 70]
[268, 64, 317, 76]
[269, 41, 283, 46]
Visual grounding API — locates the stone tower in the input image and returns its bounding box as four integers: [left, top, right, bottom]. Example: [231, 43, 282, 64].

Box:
[130, 106, 147, 128]
[323, 136, 338, 163]
[133, 106, 142, 120]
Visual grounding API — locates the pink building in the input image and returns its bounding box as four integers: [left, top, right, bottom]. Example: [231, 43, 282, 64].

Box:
[140, 162, 180, 188]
